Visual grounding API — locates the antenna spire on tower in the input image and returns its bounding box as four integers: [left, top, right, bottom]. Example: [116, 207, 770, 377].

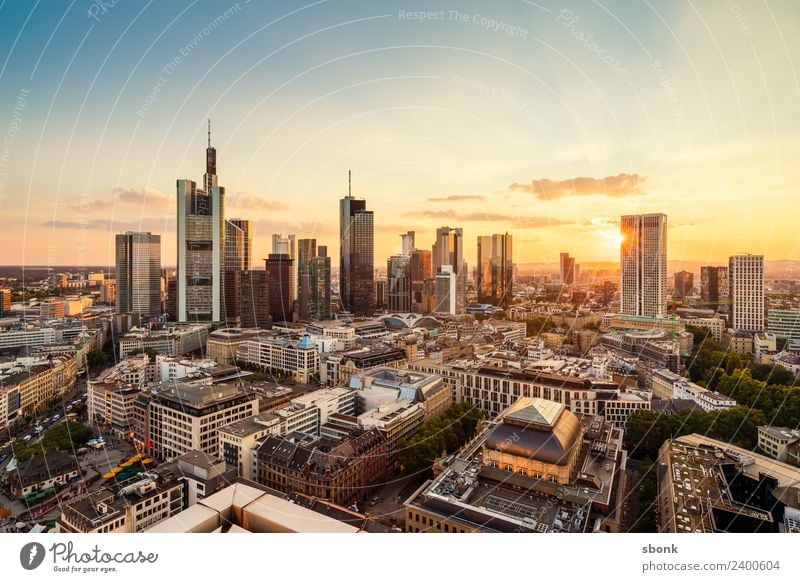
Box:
[207, 119, 211, 148]
[348, 170, 351, 197]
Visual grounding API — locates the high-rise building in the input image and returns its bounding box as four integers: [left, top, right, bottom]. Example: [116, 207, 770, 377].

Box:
[310, 246, 332, 320]
[410, 249, 432, 313]
[434, 265, 457, 315]
[177, 121, 225, 323]
[700, 266, 728, 303]
[115, 231, 161, 319]
[729, 254, 764, 332]
[559, 253, 577, 285]
[673, 270, 694, 299]
[387, 255, 411, 312]
[272, 234, 297, 302]
[400, 231, 415, 256]
[374, 279, 387, 310]
[224, 270, 241, 325]
[339, 172, 374, 315]
[297, 239, 317, 321]
[620, 213, 667, 318]
[239, 270, 271, 328]
[477, 233, 513, 307]
[0, 288, 11, 316]
[432, 226, 465, 314]
[225, 219, 251, 271]
[266, 253, 294, 323]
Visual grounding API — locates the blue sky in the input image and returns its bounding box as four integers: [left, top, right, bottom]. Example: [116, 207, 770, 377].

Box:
[0, 0, 798, 268]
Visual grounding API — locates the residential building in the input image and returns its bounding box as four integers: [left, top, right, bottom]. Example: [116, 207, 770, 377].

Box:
[236, 334, 320, 383]
[339, 174, 374, 316]
[620, 213, 667, 318]
[0, 355, 77, 429]
[477, 233, 513, 308]
[176, 123, 225, 323]
[729, 254, 765, 332]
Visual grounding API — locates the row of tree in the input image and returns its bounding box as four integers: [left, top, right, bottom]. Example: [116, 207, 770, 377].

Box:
[396, 402, 483, 479]
[13, 421, 94, 462]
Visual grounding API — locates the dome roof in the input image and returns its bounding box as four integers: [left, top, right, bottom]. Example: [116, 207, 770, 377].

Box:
[485, 399, 582, 466]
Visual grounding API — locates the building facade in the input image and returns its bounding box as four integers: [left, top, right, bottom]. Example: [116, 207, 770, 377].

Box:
[729, 254, 765, 332]
[620, 213, 667, 318]
[477, 233, 513, 308]
[115, 231, 161, 319]
[387, 255, 411, 312]
[339, 177, 374, 316]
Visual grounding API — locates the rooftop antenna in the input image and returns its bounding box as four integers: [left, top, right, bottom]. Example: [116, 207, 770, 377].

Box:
[348, 169, 351, 196]
[207, 119, 211, 148]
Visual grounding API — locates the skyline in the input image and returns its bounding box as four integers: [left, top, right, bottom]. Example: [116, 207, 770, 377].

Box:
[1, 1, 799, 268]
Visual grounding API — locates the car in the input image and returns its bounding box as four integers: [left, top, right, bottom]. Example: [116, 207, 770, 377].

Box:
[0, 454, 7, 463]
[34, 425, 44, 434]
[65, 405, 72, 412]
[51, 415, 60, 422]
[22, 435, 32, 443]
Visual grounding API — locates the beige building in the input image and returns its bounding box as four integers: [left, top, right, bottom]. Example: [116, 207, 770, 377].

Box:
[147, 383, 259, 460]
[757, 426, 800, 462]
[218, 414, 278, 480]
[0, 355, 76, 430]
[205, 327, 263, 365]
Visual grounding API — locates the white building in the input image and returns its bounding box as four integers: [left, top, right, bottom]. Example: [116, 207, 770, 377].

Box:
[118, 324, 210, 358]
[729, 254, 764, 332]
[620, 213, 667, 318]
[768, 309, 800, 340]
[434, 265, 457, 315]
[218, 414, 279, 480]
[672, 379, 736, 412]
[236, 334, 320, 383]
[757, 426, 800, 462]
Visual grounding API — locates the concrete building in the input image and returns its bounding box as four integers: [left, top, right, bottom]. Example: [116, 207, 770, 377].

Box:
[757, 426, 800, 462]
[118, 324, 209, 358]
[177, 123, 224, 323]
[339, 174, 374, 316]
[321, 345, 407, 386]
[729, 254, 765, 332]
[476, 233, 513, 308]
[768, 309, 800, 340]
[206, 327, 264, 365]
[434, 265, 457, 315]
[620, 213, 667, 318]
[146, 383, 258, 460]
[115, 231, 162, 319]
[57, 471, 184, 533]
[658, 434, 800, 533]
[236, 334, 319, 383]
[673, 270, 694, 299]
[432, 226, 465, 314]
[351, 367, 451, 422]
[218, 414, 277, 480]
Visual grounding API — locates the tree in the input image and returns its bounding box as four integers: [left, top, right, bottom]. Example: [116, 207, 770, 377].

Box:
[86, 348, 109, 374]
[524, 316, 554, 336]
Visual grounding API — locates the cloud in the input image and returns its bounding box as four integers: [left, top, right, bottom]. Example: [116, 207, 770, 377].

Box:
[113, 186, 171, 207]
[510, 173, 647, 200]
[425, 194, 485, 202]
[228, 191, 289, 211]
[44, 217, 175, 232]
[403, 209, 571, 227]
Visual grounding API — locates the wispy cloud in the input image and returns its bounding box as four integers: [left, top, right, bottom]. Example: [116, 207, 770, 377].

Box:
[228, 191, 289, 211]
[404, 209, 571, 227]
[510, 173, 647, 200]
[425, 194, 485, 202]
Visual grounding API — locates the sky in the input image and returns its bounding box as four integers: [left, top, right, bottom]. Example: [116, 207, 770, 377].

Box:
[0, 0, 798, 270]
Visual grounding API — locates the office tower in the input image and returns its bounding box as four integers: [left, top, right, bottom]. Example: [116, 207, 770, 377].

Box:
[266, 254, 294, 323]
[339, 171, 374, 315]
[432, 226, 465, 314]
[477, 233, 513, 308]
[239, 270, 271, 328]
[434, 265, 457, 315]
[115, 231, 161, 319]
[225, 219, 251, 271]
[387, 255, 411, 312]
[296, 239, 317, 321]
[700, 266, 729, 303]
[272, 234, 297, 302]
[0, 288, 11, 316]
[620, 213, 667, 318]
[224, 270, 241, 325]
[177, 121, 225, 323]
[560, 253, 577, 285]
[673, 270, 694, 299]
[410, 249, 432, 313]
[309, 246, 331, 320]
[729, 254, 765, 332]
[374, 279, 387, 310]
[400, 231, 415, 256]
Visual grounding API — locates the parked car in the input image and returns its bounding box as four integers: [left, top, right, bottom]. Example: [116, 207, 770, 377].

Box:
[51, 415, 60, 422]
[22, 435, 32, 443]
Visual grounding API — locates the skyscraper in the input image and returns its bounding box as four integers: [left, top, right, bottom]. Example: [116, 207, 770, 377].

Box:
[309, 246, 331, 320]
[239, 270, 271, 328]
[700, 266, 728, 303]
[560, 252, 577, 285]
[673, 270, 694, 299]
[432, 226, 465, 314]
[339, 171, 374, 316]
[729, 254, 764, 332]
[387, 255, 411, 312]
[266, 253, 294, 323]
[620, 213, 667, 318]
[225, 219, 251, 271]
[434, 265, 457, 315]
[297, 238, 317, 321]
[410, 249, 432, 313]
[477, 233, 513, 307]
[272, 234, 297, 302]
[400, 231, 415, 256]
[177, 121, 225, 323]
[115, 231, 161, 319]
